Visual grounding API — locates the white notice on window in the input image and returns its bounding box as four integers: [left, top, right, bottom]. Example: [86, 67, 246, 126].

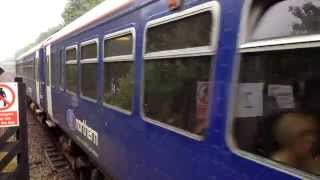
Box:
[268, 85, 295, 109]
[236, 83, 264, 118]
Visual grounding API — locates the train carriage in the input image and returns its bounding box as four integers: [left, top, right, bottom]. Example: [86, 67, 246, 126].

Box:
[16, 0, 320, 179]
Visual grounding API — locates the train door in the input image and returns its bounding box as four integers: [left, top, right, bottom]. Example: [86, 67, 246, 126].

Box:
[45, 45, 53, 117]
[35, 51, 41, 105]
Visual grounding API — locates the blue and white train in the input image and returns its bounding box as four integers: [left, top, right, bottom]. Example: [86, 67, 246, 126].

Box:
[16, 0, 320, 179]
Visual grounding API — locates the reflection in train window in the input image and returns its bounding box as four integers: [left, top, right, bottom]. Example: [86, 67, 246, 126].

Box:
[104, 62, 134, 111]
[81, 63, 97, 99]
[65, 47, 77, 94]
[251, 0, 320, 41]
[46, 55, 51, 86]
[59, 50, 64, 89]
[81, 42, 97, 100]
[146, 11, 212, 53]
[234, 47, 320, 176]
[66, 48, 77, 61]
[104, 31, 134, 111]
[33, 57, 36, 80]
[66, 64, 77, 93]
[144, 11, 213, 136]
[81, 42, 97, 60]
[144, 57, 212, 135]
[104, 34, 132, 58]
[22, 62, 34, 80]
[51, 52, 57, 87]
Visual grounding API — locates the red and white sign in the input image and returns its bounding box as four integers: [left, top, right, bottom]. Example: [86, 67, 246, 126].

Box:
[196, 82, 209, 121]
[0, 83, 19, 127]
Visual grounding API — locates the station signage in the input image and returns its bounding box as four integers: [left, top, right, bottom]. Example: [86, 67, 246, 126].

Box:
[0, 83, 19, 127]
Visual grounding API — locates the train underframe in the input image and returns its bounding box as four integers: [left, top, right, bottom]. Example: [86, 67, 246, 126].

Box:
[27, 96, 111, 180]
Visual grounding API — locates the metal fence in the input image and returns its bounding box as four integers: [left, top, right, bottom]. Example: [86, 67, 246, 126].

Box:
[0, 78, 29, 180]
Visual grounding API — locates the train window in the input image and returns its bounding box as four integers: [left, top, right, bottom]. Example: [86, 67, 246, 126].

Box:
[104, 62, 134, 111]
[80, 41, 98, 100]
[23, 62, 33, 80]
[59, 50, 64, 89]
[146, 11, 212, 53]
[51, 53, 56, 88]
[65, 47, 77, 94]
[45, 55, 51, 86]
[103, 29, 135, 112]
[81, 63, 97, 99]
[143, 2, 219, 138]
[250, 0, 320, 41]
[233, 0, 320, 177]
[81, 42, 97, 59]
[34, 58, 38, 81]
[33, 57, 36, 80]
[234, 47, 320, 176]
[104, 34, 132, 58]
[66, 48, 76, 61]
[66, 64, 77, 93]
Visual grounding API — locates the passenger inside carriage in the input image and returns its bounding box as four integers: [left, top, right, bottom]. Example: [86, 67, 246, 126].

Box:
[234, 46, 320, 176]
[267, 78, 320, 174]
[270, 112, 320, 174]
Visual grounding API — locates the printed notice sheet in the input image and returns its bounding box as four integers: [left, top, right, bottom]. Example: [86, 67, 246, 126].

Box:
[268, 85, 295, 109]
[236, 83, 264, 118]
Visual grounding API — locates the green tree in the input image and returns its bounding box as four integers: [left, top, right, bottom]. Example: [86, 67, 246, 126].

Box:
[15, 24, 63, 58]
[62, 0, 105, 25]
[289, 2, 320, 34]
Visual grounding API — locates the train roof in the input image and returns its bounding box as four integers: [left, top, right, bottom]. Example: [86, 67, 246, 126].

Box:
[44, 0, 133, 45]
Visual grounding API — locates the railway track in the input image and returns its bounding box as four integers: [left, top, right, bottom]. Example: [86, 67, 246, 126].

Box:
[28, 102, 75, 180]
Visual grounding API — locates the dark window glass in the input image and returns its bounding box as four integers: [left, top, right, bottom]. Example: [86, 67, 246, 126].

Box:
[144, 56, 212, 135]
[35, 59, 38, 81]
[59, 50, 64, 88]
[81, 63, 97, 99]
[66, 64, 77, 93]
[66, 48, 77, 61]
[234, 47, 320, 176]
[104, 34, 133, 58]
[45, 56, 50, 85]
[81, 43, 97, 59]
[251, 0, 320, 41]
[19, 64, 23, 77]
[104, 62, 134, 111]
[17, 64, 23, 76]
[23, 64, 27, 78]
[23, 63, 32, 79]
[146, 12, 212, 53]
[33, 58, 36, 80]
[51, 53, 56, 87]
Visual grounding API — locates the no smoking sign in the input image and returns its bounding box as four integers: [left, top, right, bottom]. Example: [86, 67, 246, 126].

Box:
[0, 83, 19, 127]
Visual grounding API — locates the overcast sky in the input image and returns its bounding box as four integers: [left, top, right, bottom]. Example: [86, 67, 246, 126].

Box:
[0, 0, 68, 61]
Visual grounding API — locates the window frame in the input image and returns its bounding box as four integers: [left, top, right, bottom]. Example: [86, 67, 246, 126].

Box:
[226, 0, 320, 179]
[79, 38, 99, 102]
[141, 1, 221, 141]
[65, 45, 78, 96]
[102, 27, 136, 115]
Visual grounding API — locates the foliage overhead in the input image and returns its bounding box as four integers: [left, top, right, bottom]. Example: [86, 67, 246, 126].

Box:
[62, 0, 105, 25]
[289, 2, 320, 34]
